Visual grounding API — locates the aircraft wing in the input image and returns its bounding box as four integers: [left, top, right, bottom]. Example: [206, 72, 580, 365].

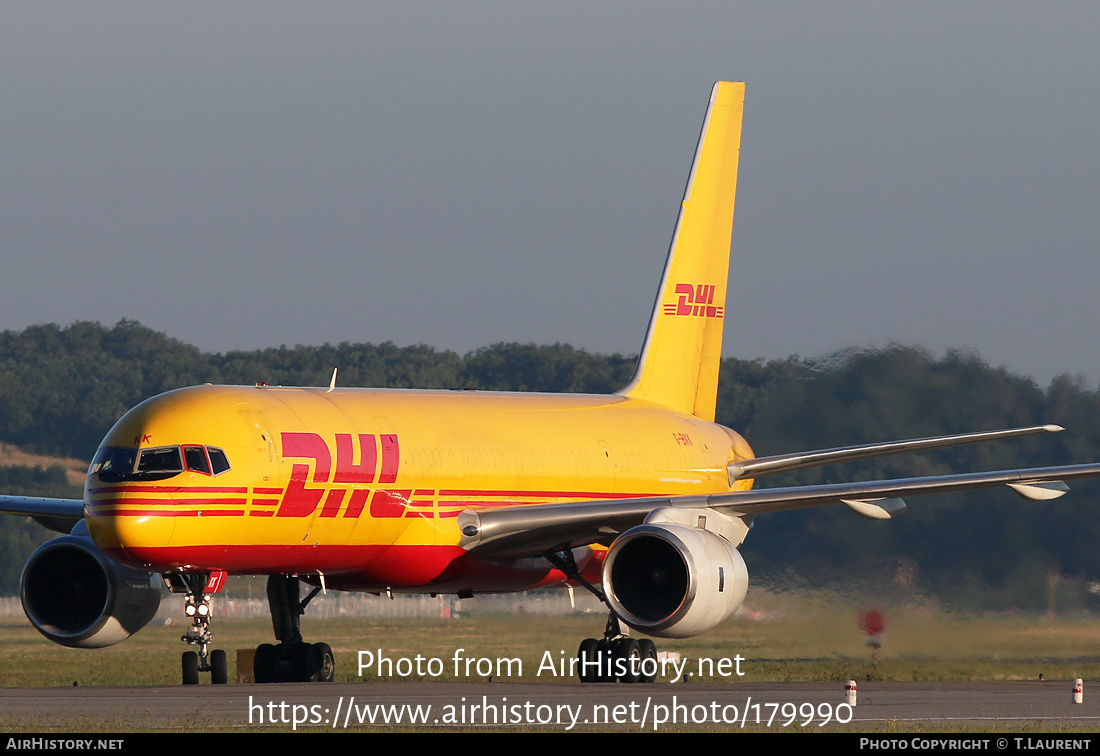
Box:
[726, 424, 1062, 481]
[0, 496, 84, 534]
[457, 462, 1100, 559]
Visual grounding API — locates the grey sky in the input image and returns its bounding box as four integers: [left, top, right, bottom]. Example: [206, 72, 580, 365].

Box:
[2, 2, 1097, 387]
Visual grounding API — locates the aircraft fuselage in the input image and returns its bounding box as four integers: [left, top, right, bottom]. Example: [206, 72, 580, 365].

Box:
[85, 384, 755, 592]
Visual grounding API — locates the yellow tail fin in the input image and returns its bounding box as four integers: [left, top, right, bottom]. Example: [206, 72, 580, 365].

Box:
[617, 81, 745, 421]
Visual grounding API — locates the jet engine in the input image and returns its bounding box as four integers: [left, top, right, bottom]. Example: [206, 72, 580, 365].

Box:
[20, 530, 161, 649]
[602, 522, 748, 638]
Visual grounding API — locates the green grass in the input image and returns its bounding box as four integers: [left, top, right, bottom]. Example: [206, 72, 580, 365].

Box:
[3, 590, 1100, 687]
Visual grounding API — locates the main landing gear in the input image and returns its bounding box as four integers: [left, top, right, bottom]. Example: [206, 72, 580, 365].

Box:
[545, 550, 658, 684]
[165, 573, 229, 685]
[253, 574, 335, 683]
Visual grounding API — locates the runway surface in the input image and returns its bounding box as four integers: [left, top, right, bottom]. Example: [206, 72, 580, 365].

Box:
[2, 681, 1097, 731]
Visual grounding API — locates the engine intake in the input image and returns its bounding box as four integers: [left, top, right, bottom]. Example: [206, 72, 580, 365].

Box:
[603, 523, 748, 638]
[21, 532, 161, 648]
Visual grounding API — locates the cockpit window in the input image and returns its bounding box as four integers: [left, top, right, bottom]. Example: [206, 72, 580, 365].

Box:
[183, 446, 210, 475]
[91, 447, 138, 479]
[138, 446, 183, 475]
[208, 447, 231, 475]
[92, 445, 231, 481]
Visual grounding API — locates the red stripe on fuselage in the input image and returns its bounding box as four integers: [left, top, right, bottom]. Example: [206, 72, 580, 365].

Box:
[89, 485, 248, 494]
[94, 508, 246, 517]
[90, 485, 658, 521]
[90, 497, 247, 507]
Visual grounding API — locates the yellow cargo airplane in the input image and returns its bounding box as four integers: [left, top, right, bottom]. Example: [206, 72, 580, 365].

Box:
[3, 82, 1099, 685]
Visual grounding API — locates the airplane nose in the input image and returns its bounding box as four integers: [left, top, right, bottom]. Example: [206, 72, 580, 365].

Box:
[86, 505, 176, 566]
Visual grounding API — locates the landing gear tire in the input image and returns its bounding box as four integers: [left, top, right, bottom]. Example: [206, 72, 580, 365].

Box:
[577, 638, 599, 684]
[638, 639, 658, 684]
[307, 642, 335, 682]
[596, 638, 614, 682]
[255, 643, 278, 683]
[210, 649, 228, 685]
[182, 651, 199, 685]
[288, 642, 312, 682]
[613, 637, 641, 684]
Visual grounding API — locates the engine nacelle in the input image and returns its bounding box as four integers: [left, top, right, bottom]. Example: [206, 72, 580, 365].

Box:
[602, 523, 748, 639]
[20, 531, 162, 649]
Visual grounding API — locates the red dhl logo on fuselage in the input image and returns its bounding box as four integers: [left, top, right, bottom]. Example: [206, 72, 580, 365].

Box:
[662, 283, 724, 318]
[277, 432, 403, 519]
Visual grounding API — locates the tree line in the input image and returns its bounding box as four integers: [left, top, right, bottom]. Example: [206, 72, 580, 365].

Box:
[2, 319, 1100, 610]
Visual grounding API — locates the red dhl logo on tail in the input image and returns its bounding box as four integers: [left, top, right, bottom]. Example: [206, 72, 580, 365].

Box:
[662, 283, 724, 319]
[277, 432, 405, 518]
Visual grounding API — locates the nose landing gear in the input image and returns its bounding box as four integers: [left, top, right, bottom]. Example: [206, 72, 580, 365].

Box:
[165, 572, 229, 685]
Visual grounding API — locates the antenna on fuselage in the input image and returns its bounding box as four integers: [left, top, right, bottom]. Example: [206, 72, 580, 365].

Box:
[327, 368, 338, 393]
